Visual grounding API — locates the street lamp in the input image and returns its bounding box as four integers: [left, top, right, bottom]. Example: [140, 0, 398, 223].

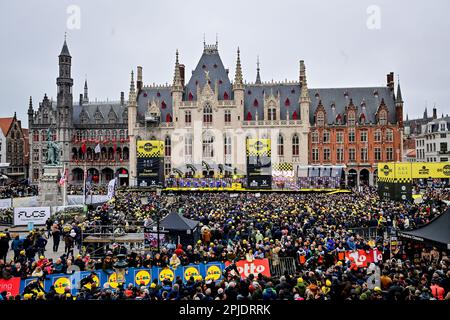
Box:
[153, 207, 168, 253]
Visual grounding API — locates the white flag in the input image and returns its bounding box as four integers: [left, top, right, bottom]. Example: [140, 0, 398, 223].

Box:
[107, 178, 116, 200]
[94, 143, 101, 154]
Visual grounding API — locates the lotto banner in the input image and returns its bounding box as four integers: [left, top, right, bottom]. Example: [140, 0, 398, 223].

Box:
[246, 139, 272, 189]
[0, 277, 21, 296]
[136, 140, 165, 187]
[344, 249, 383, 269]
[225, 258, 271, 279]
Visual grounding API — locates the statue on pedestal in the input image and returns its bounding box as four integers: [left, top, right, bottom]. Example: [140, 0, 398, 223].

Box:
[46, 128, 61, 166]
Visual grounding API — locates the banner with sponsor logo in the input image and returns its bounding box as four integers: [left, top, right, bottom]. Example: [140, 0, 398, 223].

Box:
[19, 263, 226, 295]
[137, 140, 165, 188]
[0, 277, 21, 296]
[246, 139, 272, 189]
[344, 249, 383, 269]
[13, 207, 51, 226]
[225, 258, 271, 279]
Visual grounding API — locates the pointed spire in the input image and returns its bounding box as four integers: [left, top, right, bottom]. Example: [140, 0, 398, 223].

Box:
[233, 47, 244, 90]
[83, 77, 89, 103]
[424, 107, 428, 119]
[406, 113, 409, 121]
[128, 70, 136, 105]
[59, 33, 71, 57]
[396, 80, 403, 104]
[28, 96, 33, 111]
[172, 49, 183, 92]
[255, 55, 261, 84]
[300, 60, 310, 103]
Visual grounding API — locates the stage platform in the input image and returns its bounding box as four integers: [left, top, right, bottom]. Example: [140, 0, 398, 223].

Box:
[126, 187, 351, 194]
[83, 233, 144, 244]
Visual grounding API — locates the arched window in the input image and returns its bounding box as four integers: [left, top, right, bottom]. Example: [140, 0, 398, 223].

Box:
[292, 134, 299, 156]
[165, 136, 171, 156]
[202, 132, 214, 158]
[253, 99, 259, 107]
[277, 134, 284, 156]
[185, 135, 192, 157]
[246, 112, 252, 121]
[292, 111, 298, 120]
[112, 130, 117, 141]
[223, 91, 229, 100]
[188, 92, 193, 101]
[166, 113, 173, 122]
[33, 130, 39, 142]
[268, 107, 276, 121]
[224, 135, 232, 156]
[119, 129, 125, 140]
[203, 104, 213, 124]
[161, 101, 167, 109]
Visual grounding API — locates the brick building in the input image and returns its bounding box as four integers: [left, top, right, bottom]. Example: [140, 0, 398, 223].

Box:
[308, 73, 404, 186]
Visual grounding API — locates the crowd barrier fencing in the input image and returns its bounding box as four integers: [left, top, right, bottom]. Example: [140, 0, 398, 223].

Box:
[1, 258, 273, 296]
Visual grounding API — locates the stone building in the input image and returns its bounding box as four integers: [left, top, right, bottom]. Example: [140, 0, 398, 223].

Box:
[0, 114, 28, 180]
[28, 38, 130, 187]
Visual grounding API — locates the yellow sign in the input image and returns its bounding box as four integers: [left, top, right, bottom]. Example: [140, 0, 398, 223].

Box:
[137, 140, 164, 158]
[135, 270, 151, 286]
[378, 162, 450, 181]
[54, 277, 71, 294]
[411, 162, 450, 179]
[206, 265, 222, 281]
[184, 267, 200, 281]
[108, 272, 125, 289]
[246, 139, 271, 157]
[81, 275, 100, 290]
[231, 183, 242, 189]
[158, 268, 174, 282]
[377, 163, 395, 181]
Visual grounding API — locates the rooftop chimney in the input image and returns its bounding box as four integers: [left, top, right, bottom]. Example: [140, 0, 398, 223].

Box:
[137, 66, 143, 92]
[120, 92, 125, 106]
[179, 64, 185, 87]
[387, 72, 394, 90]
[433, 106, 437, 119]
[79, 94, 83, 106]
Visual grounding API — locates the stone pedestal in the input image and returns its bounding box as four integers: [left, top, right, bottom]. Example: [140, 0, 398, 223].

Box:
[39, 165, 64, 207]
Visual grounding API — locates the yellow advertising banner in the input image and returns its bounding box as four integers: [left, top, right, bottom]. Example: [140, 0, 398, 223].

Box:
[137, 140, 164, 158]
[246, 139, 271, 156]
[377, 163, 396, 182]
[378, 162, 450, 181]
[411, 162, 450, 179]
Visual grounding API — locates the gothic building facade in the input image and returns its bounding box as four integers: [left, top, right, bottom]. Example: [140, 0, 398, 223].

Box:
[127, 42, 403, 187]
[28, 39, 130, 187]
[127, 43, 311, 186]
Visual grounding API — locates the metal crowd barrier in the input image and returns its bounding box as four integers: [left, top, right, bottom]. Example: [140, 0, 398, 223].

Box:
[269, 257, 297, 277]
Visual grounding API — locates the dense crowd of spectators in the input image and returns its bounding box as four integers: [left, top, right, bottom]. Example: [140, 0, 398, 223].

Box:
[0, 186, 449, 301]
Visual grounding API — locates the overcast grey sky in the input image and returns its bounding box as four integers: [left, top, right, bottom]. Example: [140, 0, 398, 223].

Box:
[1, 0, 449, 127]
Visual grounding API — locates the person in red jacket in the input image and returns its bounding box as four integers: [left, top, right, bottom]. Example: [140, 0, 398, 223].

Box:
[430, 280, 445, 300]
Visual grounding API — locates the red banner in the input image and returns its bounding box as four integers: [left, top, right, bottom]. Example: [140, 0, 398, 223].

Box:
[0, 277, 21, 296]
[225, 259, 271, 279]
[344, 249, 383, 269]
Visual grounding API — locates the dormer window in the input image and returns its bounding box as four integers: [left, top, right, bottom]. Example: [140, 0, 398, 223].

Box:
[223, 91, 229, 100]
[348, 111, 355, 126]
[188, 92, 193, 101]
[378, 110, 387, 125]
[253, 99, 259, 107]
[316, 111, 325, 126]
[161, 101, 167, 109]
[285, 98, 290, 107]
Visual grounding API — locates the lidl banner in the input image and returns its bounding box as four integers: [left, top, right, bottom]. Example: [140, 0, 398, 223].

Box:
[137, 140, 165, 187]
[18, 263, 226, 295]
[246, 139, 272, 189]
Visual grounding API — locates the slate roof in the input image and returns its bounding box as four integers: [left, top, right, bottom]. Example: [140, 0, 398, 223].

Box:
[72, 102, 127, 125]
[308, 86, 396, 125]
[136, 87, 173, 122]
[184, 48, 232, 102]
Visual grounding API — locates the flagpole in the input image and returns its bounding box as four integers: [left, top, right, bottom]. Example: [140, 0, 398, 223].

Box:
[63, 162, 67, 207]
[83, 162, 86, 206]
